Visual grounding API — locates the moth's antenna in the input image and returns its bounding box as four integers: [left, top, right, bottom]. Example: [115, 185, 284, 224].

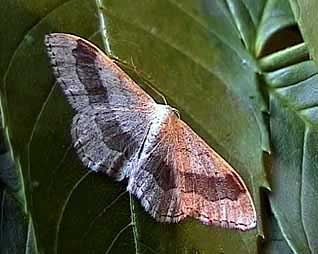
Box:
[143, 79, 168, 105]
[172, 108, 180, 119]
[129, 56, 136, 69]
[112, 57, 168, 105]
[129, 57, 168, 105]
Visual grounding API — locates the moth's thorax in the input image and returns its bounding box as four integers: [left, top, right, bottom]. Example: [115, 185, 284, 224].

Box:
[143, 104, 174, 145]
[154, 104, 175, 121]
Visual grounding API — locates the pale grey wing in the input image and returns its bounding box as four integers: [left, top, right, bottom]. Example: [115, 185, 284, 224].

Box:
[45, 33, 156, 180]
[72, 106, 154, 180]
[45, 33, 155, 112]
[128, 113, 256, 231]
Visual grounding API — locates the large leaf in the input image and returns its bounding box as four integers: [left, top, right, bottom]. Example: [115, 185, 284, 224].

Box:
[257, 1, 318, 253]
[262, 200, 294, 254]
[289, 0, 318, 67]
[0, 0, 273, 253]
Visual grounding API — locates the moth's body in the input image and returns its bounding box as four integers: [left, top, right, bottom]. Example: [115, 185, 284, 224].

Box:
[127, 104, 178, 216]
[133, 104, 173, 164]
[45, 33, 257, 231]
[144, 104, 176, 144]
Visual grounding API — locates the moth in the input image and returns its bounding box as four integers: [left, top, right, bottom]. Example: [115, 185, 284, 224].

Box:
[45, 33, 256, 231]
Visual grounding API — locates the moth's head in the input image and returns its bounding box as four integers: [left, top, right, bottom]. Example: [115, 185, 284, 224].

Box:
[157, 104, 180, 119]
[171, 106, 180, 119]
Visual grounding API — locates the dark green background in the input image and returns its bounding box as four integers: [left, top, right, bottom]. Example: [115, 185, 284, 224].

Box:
[1, 1, 317, 254]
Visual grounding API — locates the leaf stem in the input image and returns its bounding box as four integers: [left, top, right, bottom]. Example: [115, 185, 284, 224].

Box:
[95, 0, 112, 54]
[129, 194, 140, 254]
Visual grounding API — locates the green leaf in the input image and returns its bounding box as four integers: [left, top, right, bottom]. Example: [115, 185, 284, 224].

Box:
[258, 1, 318, 253]
[255, 0, 295, 57]
[268, 82, 318, 254]
[262, 204, 294, 254]
[0, 0, 272, 253]
[289, 0, 318, 67]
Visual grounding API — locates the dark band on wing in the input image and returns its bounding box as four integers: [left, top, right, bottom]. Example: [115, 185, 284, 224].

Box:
[141, 154, 245, 202]
[71, 39, 141, 177]
[72, 39, 109, 103]
[140, 154, 178, 191]
[181, 172, 246, 202]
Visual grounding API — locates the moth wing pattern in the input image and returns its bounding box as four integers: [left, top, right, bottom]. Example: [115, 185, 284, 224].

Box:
[45, 33, 156, 179]
[45, 33, 155, 111]
[46, 33, 256, 231]
[128, 113, 256, 231]
[70, 107, 155, 180]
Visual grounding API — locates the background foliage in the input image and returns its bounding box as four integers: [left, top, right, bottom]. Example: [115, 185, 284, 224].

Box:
[0, 0, 317, 253]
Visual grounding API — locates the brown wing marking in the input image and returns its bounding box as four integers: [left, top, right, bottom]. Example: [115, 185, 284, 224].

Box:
[71, 106, 155, 180]
[45, 33, 157, 179]
[127, 115, 186, 223]
[45, 33, 155, 112]
[175, 117, 256, 231]
[128, 113, 256, 231]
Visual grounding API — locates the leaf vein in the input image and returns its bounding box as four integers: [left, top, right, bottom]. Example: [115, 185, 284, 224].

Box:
[53, 171, 91, 254]
[82, 190, 128, 242]
[104, 222, 132, 254]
